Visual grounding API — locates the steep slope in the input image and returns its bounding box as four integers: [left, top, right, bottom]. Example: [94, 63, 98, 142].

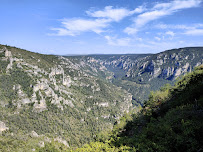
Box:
[72, 65, 203, 152]
[0, 45, 132, 150]
[0, 44, 202, 151]
[86, 47, 203, 105]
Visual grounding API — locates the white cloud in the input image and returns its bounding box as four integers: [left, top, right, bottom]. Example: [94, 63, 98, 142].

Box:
[155, 37, 161, 41]
[50, 18, 110, 36]
[155, 23, 203, 30]
[155, 23, 203, 36]
[184, 29, 203, 35]
[49, 28, 75, 36]
[135, 10, 169, 27]
[51, 5, 145, 36]
[105, 36, 131, 46]
[166, 31, 175, 37]
[124, 0, 202, 35]
[156, 24, 191, 30]
[137, 37, 143, 42]
[154, 0, 201, 10]
[132, 6, 146, 14]
[86, 6, 145, 22]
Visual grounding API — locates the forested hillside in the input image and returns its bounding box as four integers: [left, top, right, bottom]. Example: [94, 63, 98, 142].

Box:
[0, 44, 202, 151]
[69, 65, 203, 152]
[89, 47, 203, 105]
[0, 44, 132, 150]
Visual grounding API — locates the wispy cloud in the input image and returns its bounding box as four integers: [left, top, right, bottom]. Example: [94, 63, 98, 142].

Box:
[50, 18, 110, 36]
[155, 23, 203, 30]
[124, 0, 202, 35]
[105, 35, 131, 46]
[166, 31, 175, 37]
[86, 6, 145, 22]
[184, 29, 203, 35]
[155, 23, 203, 36]
[155, 36, 161, 41]
[50, 6, 144, 36]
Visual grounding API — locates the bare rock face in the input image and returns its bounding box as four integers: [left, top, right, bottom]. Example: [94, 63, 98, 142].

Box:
[33, 99, 47, 112]
[31, 130, 39, 138]
[174, 68, 182, 77]
[153, 67, 161, 78]
[145, 61, 155, 72]
[4, 47, 12, 58]
[38, 141, 45, 148]
[0, 121, 9, 133]
[98, 102, 109, 107]
[63, 76, 72, 87]
[54, 137, 69, 147]
[6, 57, 13, 71]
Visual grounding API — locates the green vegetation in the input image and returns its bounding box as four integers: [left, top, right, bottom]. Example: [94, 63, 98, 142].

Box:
[0, 45, 132, 151]
[30, 65, 203, 152]
[92, 47, 203, 105]
[70, 65, 203, 151]
[0, 44, 203, 151]
[0, 45, 60, 70]
[0, 64, 35, 106]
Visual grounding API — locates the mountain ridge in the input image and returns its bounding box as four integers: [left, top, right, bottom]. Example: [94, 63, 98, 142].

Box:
[71, 64, 203, 152]
[0, 44, 202, 151]
[0, 44, 133, 148]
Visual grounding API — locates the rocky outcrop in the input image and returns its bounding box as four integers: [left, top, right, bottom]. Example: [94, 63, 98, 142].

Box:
[0, 121, 9, 133]
[4, 47, 12, 58]
[0, 46, 133, 146]
[54, 137, 69, 147]
[30, 130, 39, 138]
[0, 45, 202, 148]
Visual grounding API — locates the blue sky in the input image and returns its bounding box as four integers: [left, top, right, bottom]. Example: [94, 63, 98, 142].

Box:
[0, 0, 203, 55]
